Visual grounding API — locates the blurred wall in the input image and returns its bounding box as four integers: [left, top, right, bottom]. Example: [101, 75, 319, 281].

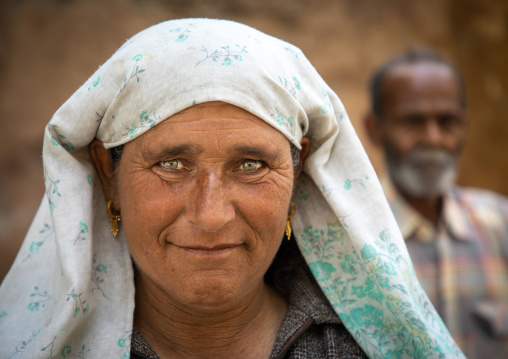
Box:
[1, 0, 506, 282]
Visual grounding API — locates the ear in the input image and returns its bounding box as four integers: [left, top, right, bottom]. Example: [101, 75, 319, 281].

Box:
[291, 137, 310, 196]
[299, 137, 310, 165]
[364, 112, 384, 147]
[89, 139, 119, 209]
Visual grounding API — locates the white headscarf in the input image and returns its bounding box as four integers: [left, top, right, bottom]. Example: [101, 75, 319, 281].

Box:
[0, 18, 464, 358]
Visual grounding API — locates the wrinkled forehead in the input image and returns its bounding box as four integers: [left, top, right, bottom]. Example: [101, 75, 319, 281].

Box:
[95, 18, 308, 150]
[135, 101, 291, 145]
[175, 101, 267, 123]
[129, 101, 293, 161]
[382, 63, 463, 110]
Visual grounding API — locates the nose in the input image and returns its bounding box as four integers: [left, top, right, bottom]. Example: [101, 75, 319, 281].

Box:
[186, 169, 235, 232]
[420, 119, 443, 147]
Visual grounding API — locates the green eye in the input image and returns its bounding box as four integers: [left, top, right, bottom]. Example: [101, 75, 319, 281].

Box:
[160, 159, 181, 169]
[241, 160, 261, 171]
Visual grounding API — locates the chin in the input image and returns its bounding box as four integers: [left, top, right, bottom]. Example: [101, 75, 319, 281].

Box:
[393, 165, 456, 198]
[387, 149, 458, 198]
[165, 271, 256, 312]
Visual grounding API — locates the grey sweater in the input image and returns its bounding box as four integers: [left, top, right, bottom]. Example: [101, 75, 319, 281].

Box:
[131, 241, 368, 359]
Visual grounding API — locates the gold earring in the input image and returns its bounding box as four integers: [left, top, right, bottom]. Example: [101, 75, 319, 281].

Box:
[106, 200, 121, 238]
[285, 201, 295, 241]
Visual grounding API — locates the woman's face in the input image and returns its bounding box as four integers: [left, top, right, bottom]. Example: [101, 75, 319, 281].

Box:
[113, 102, 295, 310]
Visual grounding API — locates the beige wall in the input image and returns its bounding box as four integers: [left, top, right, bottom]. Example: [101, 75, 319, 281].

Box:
[1, 0, 506, 282]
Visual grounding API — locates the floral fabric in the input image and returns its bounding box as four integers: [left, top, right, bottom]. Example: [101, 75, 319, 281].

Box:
[382, 176, 508, 358]
[0, 18, 464, 358]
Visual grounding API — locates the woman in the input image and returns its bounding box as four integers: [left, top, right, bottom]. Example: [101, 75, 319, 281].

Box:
[0, 19, 463, 358]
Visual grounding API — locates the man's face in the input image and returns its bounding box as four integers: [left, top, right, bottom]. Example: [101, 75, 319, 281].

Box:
[378, 62, 467, 199]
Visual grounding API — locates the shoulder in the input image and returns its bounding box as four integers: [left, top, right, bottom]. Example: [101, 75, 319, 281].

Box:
[282, 324, 368, 359]
[447, 187, 508, 256]
[130, 327, 159, 359]
[452, 186, 508, 213]
[270, 239, 368, 359]
[450, 187, 508, 225]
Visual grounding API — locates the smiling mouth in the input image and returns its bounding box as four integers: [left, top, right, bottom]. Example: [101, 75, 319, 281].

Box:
[174, 244, 242, 256]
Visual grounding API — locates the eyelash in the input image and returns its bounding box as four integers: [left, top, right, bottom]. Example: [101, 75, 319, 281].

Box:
[240, 159, 264, 172]
[159, 159, 183, 170]
[157, 159, 266, 172]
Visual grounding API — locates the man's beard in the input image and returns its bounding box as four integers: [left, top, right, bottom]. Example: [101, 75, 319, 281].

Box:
[386, 147, 458, 199]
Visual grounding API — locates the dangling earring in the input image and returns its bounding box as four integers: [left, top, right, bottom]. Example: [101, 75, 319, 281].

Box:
[285, 201, 295, 241]
[106, 200, 121, 238]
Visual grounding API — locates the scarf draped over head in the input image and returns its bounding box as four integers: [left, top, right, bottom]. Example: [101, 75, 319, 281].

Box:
[0, 18, 464, 359]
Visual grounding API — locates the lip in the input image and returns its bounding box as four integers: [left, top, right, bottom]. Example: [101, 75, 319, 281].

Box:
[415, 162, 447, 171]
[173, 244, 242, 256]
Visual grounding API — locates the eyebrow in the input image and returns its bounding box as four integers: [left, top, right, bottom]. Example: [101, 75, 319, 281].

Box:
[141, 144, 204, 160]
[231, 146, 284, 162]
[139, 143, 285, 162]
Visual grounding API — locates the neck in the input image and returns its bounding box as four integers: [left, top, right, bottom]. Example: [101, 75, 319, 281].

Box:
[399, 190, 443, 226]
[134, 271, 287, 359]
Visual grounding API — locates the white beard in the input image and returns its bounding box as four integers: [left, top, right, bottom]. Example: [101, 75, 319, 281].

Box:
[386, 148, 457, 199]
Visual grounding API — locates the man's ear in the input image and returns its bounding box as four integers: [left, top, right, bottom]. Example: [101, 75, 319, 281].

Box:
[89, 139, 118, 208]
[364, 113, 384, 147]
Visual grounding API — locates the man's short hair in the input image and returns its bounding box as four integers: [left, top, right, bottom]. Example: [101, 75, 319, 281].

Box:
[369, 47, 467, 118]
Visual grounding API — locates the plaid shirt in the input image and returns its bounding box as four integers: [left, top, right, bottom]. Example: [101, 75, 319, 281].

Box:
[382, 178, 508, 358]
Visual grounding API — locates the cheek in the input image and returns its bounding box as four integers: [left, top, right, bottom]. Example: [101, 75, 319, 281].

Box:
[235, 179, 293, 248]
[117, 164, 293, 273]
[446, 131, 466, 154]
[117, 170, 186, 259]
[384, 129, 415, 158]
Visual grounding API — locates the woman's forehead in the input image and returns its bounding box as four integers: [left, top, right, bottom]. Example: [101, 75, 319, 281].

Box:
[129, 101, 290, 154]
[152, 101, 281, 132]
[176, 101, 255, 119]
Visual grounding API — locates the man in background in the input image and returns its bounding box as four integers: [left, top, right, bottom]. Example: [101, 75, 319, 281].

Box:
[364, 48, 508, 358]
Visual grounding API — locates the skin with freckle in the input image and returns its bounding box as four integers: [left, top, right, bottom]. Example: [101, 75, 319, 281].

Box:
[113, 102, 294, 311]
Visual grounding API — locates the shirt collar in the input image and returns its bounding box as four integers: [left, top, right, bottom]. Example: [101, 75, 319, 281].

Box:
[380, 176, 471, 243]
[441, 189, 474, 242]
